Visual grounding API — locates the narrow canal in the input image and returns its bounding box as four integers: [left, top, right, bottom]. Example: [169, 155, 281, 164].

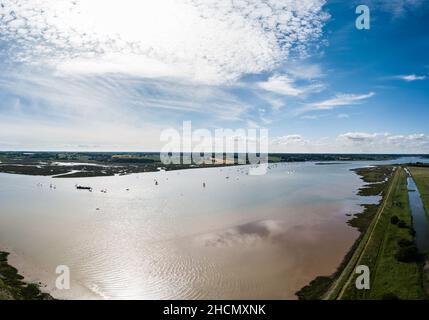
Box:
[406, 170, 429, 254]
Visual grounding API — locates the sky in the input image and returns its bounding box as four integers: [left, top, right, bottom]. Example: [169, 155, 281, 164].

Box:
[0, 0, 428, 153]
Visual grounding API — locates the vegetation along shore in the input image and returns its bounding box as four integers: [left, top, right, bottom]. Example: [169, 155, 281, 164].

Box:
[297, 164, 429, 300]
[0, 251, 53, 300]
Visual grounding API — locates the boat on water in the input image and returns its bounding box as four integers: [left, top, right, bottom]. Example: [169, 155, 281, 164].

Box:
[75, 185, 92, 191]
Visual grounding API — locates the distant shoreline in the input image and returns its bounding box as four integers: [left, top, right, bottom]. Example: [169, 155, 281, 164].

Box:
[314, 162, 351, 166]
[0, 151, 416, 179]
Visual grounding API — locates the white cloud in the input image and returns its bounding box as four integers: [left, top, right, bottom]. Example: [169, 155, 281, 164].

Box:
[286, 63, 324, 80]
[257, 75, 304, 96]
[338, 132, 378, 142]
[396, 74, 427, 82]
[263, 97, 285, 111]
[337, 113, 349, 119]
[387, 135, 406, 143]
[301, 92, 375, 113]
[257, 74, 325, 97]
[0, 0, 329, 84]
[271, 134, 305, 145]
[407, 133, 427, 141]
[337, 132, 429, 153]
[301, 115, 319, 120]
[269, 132, 429, 153]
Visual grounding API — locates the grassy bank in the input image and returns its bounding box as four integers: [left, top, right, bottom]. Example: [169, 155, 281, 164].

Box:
[0, 251, 53, 300]
[298, 165, 429, 300]
[339, 168, 426, 299]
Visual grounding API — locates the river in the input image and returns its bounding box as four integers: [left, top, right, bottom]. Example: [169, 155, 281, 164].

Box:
[0, 157, 428, 299]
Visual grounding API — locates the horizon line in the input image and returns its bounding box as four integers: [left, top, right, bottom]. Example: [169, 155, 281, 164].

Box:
[0, 150, 428, 156]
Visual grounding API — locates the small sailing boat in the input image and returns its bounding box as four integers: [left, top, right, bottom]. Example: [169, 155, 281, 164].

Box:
[76, 185, 92, 191]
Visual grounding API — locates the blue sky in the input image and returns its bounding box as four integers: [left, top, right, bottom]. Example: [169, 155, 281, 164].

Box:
[0, 0, 428, 153]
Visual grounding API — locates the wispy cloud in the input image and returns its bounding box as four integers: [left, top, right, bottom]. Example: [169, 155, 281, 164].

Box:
[0, 68, 258, 152]
[286, 63, 325, 80]
[365, 0, 429, 18]
[338, 132, 377, 142]
[257, 74, 325, 97]
[271, 134, 305, 145]
[301, 115, 319, 120]
[395, 74, 427, 82]
[0, 70, 252, 121]
[299, 92, 375, 114]
[262, 96, 285, 111]
[257, 75, 304, 97]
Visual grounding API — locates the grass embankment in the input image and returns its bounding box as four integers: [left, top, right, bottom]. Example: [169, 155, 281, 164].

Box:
[338, 168, 426, 299]
[296, 166, 394, 300]
[0, 251, 53, 300]
[298, 166, 428, 300]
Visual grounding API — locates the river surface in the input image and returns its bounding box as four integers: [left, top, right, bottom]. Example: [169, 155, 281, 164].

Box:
[407, 176, 429, 253]
[0, 157, 427, 299]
